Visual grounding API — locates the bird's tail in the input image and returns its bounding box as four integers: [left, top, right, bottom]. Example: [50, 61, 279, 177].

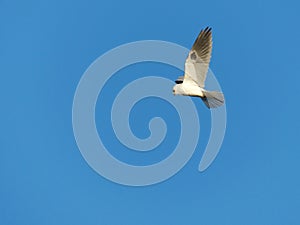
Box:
[201, 90, 224, 108]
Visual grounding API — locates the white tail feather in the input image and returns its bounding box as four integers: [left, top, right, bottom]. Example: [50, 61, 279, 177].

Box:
[201, 91, 224, 108]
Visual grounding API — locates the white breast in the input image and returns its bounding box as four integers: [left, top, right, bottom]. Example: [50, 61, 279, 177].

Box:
[181, 81, 204, 97]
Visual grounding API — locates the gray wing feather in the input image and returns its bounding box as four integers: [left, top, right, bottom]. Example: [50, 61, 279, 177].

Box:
[184, 27, 212, 87]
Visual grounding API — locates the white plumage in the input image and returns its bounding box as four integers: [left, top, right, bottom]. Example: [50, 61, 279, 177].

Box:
[173, 27, 224, 108]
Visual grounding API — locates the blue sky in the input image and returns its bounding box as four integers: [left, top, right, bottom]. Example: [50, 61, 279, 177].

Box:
[1, 0, 300, 224]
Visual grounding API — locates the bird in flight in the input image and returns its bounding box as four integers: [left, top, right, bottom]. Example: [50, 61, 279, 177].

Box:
[173, 27, 224, 108]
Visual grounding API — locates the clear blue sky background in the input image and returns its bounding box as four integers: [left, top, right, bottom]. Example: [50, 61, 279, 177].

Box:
[1, 0, 300, 224]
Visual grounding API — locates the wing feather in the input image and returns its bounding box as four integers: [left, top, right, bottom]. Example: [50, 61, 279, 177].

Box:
[183, 27, 212, 87]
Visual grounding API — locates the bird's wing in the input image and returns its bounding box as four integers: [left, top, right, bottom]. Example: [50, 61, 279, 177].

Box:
[183, 27, 212, 88]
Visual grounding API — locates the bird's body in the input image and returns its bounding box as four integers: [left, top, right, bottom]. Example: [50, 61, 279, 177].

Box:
[173, 79, 204, 97]
[173, 27, 224, 108]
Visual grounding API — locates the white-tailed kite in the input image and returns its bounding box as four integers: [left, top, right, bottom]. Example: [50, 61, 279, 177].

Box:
[173, 27, 224, 108]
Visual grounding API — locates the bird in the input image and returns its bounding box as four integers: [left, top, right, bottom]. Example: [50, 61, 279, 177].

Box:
[173, 27, 224, 108]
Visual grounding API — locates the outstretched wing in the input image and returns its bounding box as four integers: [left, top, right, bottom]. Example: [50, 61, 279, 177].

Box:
[183, 27, 212, 88]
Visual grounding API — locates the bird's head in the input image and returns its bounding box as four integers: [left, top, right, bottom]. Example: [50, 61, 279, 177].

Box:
[173, 84, 181, 95]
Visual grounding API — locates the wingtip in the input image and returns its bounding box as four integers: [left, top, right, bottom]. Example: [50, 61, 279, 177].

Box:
[205, 26, 212, 33]
[199, 26, 212, 37]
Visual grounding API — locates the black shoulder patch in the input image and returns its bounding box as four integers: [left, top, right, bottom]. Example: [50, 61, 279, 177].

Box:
[190, 51, 197, 60]
[175, 79, 183, 84]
